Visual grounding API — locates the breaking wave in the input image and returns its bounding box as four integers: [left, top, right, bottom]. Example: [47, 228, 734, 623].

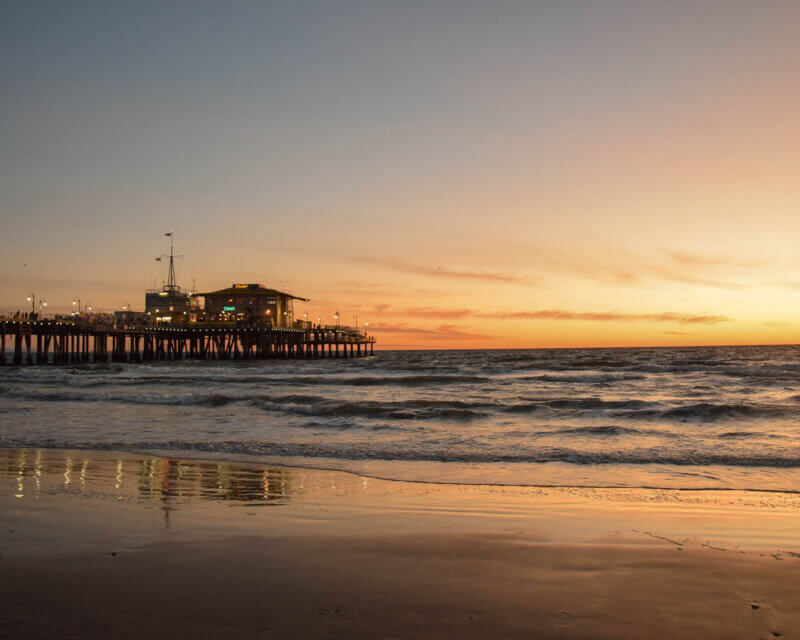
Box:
[1, 372, 492, 388]
[3, 438, 800, 470]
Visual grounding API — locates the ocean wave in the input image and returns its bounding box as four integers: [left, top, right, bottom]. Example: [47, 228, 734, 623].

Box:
[0, 387, 240, 407]
[517, 374, 647, 383]
[1, 372, 491, 389]
[294, 421, 357, 431]
[654, 403, 786, 421]
[554, 425, 641, 436]
[503, 397, 654, 413]
[504, 359, 800, 381]
[494, 424, 682, 439]
[0, 387, 491, 420]
[716, 431, 779, 439]
[4, 385, 794, 423]
[249, 396, 490, 420]
[514, 360, 633, 371]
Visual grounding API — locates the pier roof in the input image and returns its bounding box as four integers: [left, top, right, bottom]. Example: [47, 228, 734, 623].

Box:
[195, 283, 309, 302]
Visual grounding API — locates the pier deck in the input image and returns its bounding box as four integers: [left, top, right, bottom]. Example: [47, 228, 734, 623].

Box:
[0, 321, 375, 365]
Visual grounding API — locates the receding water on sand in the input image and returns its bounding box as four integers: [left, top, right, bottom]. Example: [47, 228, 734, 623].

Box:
[3, 448, 800, 550]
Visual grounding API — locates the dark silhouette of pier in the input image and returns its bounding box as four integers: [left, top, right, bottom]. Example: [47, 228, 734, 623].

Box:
[0, 321, 375, 365]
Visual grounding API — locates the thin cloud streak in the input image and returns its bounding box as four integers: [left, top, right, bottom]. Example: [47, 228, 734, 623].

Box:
[368, 306, 729, 325]
[574, 265, 746, 290]
[368, 322, 491, 340]
[370, 306, 471, 319]
[645, 265, 746, 290]
[327, 280, 446, 299]
[357, 257, 528, 284]
[488, 310, 729, 324]
[354, 248, 750, 293]
[503, 242, 750, 290]
[771, 281, 800, 290]
[666, 250, 764, 268]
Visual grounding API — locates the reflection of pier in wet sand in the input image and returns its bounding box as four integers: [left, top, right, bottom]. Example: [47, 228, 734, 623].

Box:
[1, 448, 299, 505]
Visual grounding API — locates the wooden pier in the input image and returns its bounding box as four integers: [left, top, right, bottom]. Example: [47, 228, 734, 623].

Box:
[0, 321, 375, 365]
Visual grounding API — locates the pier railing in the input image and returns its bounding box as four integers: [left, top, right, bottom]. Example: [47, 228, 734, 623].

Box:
[0, 321, 375, 365]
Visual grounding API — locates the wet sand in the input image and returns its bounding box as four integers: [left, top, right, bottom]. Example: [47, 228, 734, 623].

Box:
[1, 448, 799, 639]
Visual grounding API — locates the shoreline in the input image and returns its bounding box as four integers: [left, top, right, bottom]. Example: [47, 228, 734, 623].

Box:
[2, 447, 800, 638]
[3, 442, 800, 494]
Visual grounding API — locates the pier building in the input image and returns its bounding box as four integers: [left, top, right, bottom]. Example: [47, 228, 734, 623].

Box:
[145, 289, 193, 323]
[144, 232, 195, 323]
[196, 284, 308, 328]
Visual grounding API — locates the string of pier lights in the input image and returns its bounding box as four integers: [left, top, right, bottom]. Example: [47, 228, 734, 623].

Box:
[17, 294, 102, 318]
[11, 299, 370, 337]
[12, 302, 369, 335]
[306, 309, 369, 335]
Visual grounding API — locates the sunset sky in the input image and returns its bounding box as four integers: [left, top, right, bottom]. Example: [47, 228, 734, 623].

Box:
[2, 1, 799, 348]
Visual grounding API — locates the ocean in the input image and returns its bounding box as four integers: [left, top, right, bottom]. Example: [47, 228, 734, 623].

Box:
[1, 346, 800, 492]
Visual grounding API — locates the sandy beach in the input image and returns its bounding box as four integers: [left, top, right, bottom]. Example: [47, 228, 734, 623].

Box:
[1, 448, 799, 639]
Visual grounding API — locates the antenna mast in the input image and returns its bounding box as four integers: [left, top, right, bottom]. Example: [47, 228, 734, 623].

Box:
[161, 231, 180, 292]
[166, 232, 176, 291]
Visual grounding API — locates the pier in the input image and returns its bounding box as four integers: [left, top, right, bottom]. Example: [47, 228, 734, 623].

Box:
[0, 321, 375, 365]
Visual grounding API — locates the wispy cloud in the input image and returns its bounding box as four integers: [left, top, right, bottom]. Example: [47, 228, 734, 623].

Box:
[369, 305, 729, 325]
[357, 257, 528, 284]
[771, 281, 800, 290]
[572, 264, 745, 290]
[326, 280, 446, 298]
[481, 310, 728, 324]
[666, 250, 764, 268]
[500, 242, 752, 290]
[643, 266, 745, 290]
[352, 248, 753, 292]
[369, 306, 471, 319]
[367, 322, 491, 340]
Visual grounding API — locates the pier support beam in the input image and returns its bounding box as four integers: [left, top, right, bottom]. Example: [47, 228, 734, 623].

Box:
[2, 322, 376, 366]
